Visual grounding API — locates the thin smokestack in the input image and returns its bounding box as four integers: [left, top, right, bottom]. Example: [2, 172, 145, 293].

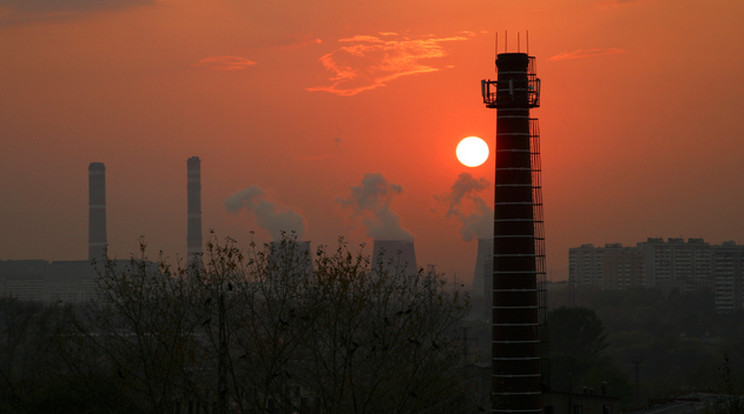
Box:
[187, 156, 202, 265]
[88, 162, 107, 262]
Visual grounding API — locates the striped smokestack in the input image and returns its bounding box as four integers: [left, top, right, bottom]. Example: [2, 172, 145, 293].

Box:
[88, 162, 107, 262]
[187, 156, 202, 265]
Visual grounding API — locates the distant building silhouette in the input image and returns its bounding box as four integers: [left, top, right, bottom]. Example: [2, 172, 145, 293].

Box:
[570, 238, 712, 292]
[569, 237, 744, 312]
[637, 237, 712, 292]
[568, 244, 606, 287]
[0, 260, 99, 302]
[0, 260, 46, 301]
[569, 242, 646, 290]
[602, 245, 645, 290]
[712, 241, 744, 312]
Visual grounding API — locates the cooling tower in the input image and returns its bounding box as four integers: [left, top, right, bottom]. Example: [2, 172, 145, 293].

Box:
[473, 238, 494, 321]
[371, 239, 418, 277]
[187, 156, 202, 265]
[482, 51, 544, 413]
[88, 162, 107, 262]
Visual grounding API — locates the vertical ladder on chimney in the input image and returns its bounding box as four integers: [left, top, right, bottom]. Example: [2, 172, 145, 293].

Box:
[530, 118, 549, 388]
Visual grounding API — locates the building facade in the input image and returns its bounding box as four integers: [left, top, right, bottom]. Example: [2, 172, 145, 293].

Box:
[712, 241, 744, 313]
[569, 238, 744, 312]
[636, 237, 711, 292]
[0, 260, 99, 302]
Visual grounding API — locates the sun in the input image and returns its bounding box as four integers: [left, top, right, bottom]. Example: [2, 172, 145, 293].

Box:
[456, 136, 489, 167]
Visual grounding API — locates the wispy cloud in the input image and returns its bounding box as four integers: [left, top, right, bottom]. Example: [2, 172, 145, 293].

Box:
[193, 56, 256, 71]
[549, 48, 626, 61]
[339, 173, 413, 240]
[307, 32, 474, 96]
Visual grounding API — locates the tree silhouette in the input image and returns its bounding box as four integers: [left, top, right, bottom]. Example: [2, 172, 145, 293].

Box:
[68, 232, 470, 413]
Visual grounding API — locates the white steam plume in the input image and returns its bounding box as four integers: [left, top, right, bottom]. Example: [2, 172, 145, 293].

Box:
[438, 172, 493, 241]
[339, 173, 413, 240]
[225, 186, 305, 241]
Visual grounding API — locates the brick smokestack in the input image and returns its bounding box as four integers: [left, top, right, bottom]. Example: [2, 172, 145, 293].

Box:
[88, 162, 107, 262]
[187, 156, 202, 265]
[483, 51, 544, 413]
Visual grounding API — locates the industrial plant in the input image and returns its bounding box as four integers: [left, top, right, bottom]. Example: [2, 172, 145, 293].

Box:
[0, 156, 428, 303]
[0, 157, 205, 302]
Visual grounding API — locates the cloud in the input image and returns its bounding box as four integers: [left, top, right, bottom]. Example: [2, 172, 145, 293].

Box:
[193, 56, 257, 71]
[436, 172, 492, 242]
[549, 48, 626, 61]
[0, 0, 152, 25]
[307, 32, 473, 96]
[225, 186, 305, 241]
[339, 173, 413, 240]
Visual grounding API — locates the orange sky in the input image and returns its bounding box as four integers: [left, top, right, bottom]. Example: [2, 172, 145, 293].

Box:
[1, 0, 743, 282]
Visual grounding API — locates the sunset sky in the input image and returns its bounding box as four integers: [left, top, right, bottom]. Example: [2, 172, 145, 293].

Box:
[1, 0, 743, 283]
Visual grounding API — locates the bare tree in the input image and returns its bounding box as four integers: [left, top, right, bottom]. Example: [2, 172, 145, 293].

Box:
[301, 241, 469, 413]
[0, 297, 63, 409]
[77, 242, 203, 413]
[73, 233, 470, 413]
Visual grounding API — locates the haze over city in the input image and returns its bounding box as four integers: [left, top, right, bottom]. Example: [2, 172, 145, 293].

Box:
[2, 0, 743, 283]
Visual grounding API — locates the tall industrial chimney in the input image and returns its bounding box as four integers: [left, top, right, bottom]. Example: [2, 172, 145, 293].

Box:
[187, 156, 202, 265]
[88, 162, 107, 262]
[372, 239, 418, 277]
[482, 50, 545, 413]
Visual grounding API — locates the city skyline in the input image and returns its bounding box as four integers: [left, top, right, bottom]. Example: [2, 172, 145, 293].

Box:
[1, 1, 743, 282]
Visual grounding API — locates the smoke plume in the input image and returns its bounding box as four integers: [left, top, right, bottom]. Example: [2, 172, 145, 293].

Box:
[439, 172, 493, 241]
[225, 186, 305, 241]
[339, 173, 413, 240]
